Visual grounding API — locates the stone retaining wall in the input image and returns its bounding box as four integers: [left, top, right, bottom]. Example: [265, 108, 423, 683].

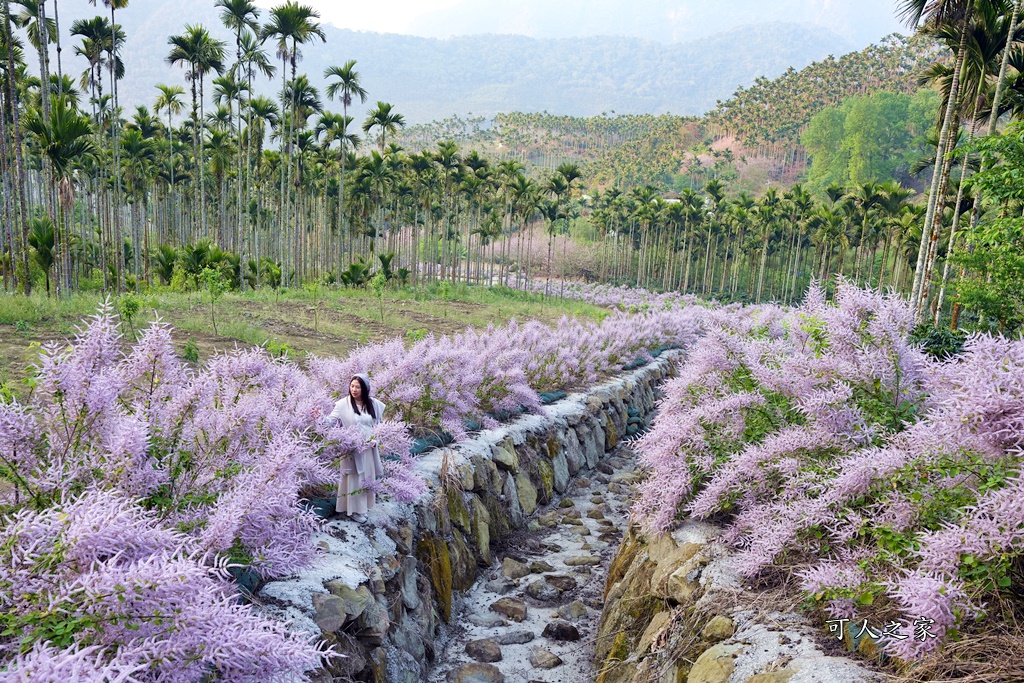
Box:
[257, 351, 682, 683]
[595, 523, 880, 683]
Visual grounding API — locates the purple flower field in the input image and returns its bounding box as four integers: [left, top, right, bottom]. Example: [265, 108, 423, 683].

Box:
[0, 297, 701, 680]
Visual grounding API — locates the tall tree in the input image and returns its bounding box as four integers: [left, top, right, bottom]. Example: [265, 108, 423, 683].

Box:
[363, 101, 405, 154]
[166, 24, 226, 240]
[90, 0, 128, 291]
[260, 0, 324, 283]
[325, 59, 367, 260]
[899, 0, 974, 320]
[24, 95, 95, 295]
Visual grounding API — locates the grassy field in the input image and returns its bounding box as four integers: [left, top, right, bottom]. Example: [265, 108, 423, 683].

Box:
[0, 283, 610, 388]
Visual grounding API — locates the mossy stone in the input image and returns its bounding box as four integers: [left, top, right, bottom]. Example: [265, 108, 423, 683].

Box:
[546, 433, 562, 459]
[604, 414, 618, 449]
[514, 472, 538, 516]
[449, 530, 477, 591]
[482, 491, 513, 541]
[536, 460, 554, 504]
[605, 531, 642, 598]
[468, 494, 492, 566]
[416, 533, 453, 622]
[447, 486, 471, 532]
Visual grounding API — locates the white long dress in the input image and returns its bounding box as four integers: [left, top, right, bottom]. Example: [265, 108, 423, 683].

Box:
[327, 397, 386, 514]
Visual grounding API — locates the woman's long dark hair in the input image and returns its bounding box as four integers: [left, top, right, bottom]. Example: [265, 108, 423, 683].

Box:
[349, 376, 377, 420]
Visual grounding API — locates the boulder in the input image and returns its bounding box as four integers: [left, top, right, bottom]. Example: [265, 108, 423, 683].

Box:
[449, 663, 505, 683]
[537, 512, 559, 528]
[469, 495, 492, 566]
[564, 428, 584, 474]
[356, 596, 390, 646]
[465, 639, 502, 663]
[399, 557, 421, 611]
[312, 593, 349, 634]
[525, 580, 562, 602]
[495, 631, 535, 645]
[545, 574, 577, 592]
[323, 582, 373, 617]
[638, 611, 672, 654]
[536, 460, 555, 504]
[501, 557, 531, 580]
[468, 613, 507, 627]
[501, 475, 524, 526]
[552, 449, 570, 493]
[556, 600, 588, 620]
[703, 615, 735, 642]
[664, 555, 707, 604]
[542, 619, 581, 642]
[686, 643, 742, 683]
[529, 647, 563, 669]
[416, 534, 453, 622]
[447, 487, 471, 532]
[485, 577, 516, 594]
[490, 597, 527, 622]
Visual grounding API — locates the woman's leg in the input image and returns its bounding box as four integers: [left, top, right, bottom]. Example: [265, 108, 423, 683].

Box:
[336, 450, 374, 515]
[336, 456, 358, 514]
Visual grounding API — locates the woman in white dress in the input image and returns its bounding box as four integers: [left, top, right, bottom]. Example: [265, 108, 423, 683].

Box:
[326, 373, 385, 522]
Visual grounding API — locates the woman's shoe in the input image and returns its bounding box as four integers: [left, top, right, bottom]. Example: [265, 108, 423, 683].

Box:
[350, 512, 367, 523]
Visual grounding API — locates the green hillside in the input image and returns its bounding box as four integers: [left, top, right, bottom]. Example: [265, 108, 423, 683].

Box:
[395, 33, 940, 191]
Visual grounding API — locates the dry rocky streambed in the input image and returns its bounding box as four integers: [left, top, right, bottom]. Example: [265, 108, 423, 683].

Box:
[257, 352, 878, 683]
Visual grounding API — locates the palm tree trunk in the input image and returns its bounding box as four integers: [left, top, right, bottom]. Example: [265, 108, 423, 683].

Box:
[934, 117, 977, 323]
[920, 120, 961, 313]
[1, 0, 29, 294]
[756, 234, 769, 303]
[911, 19, 968, 320]
[110, 3, 124, 292]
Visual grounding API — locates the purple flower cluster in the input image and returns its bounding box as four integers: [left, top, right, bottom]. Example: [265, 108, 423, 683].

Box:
[633, 280, 1024, 660]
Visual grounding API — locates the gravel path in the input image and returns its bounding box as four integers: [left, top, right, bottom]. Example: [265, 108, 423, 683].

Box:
[428, 445, 642, 683]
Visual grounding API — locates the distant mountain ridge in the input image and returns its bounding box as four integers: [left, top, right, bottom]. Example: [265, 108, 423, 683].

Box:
[50, 0, 858, 123]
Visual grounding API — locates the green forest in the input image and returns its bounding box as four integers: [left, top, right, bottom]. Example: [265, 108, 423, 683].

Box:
[0, 0, 1023, 335]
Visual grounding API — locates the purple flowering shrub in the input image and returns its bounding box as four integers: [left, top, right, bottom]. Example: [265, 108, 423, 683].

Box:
[0, 490, 329, 682]
[633, 281, 1024, 660]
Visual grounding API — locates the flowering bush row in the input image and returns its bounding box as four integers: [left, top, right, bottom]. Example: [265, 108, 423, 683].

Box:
[519, 279, 699, 311]
[307, 307, 702, 440]
[0, 298, 702, 680]
[633, 281, 1024, 661]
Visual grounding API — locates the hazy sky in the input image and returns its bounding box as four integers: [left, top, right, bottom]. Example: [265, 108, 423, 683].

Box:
[256, 0, 908, 46]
